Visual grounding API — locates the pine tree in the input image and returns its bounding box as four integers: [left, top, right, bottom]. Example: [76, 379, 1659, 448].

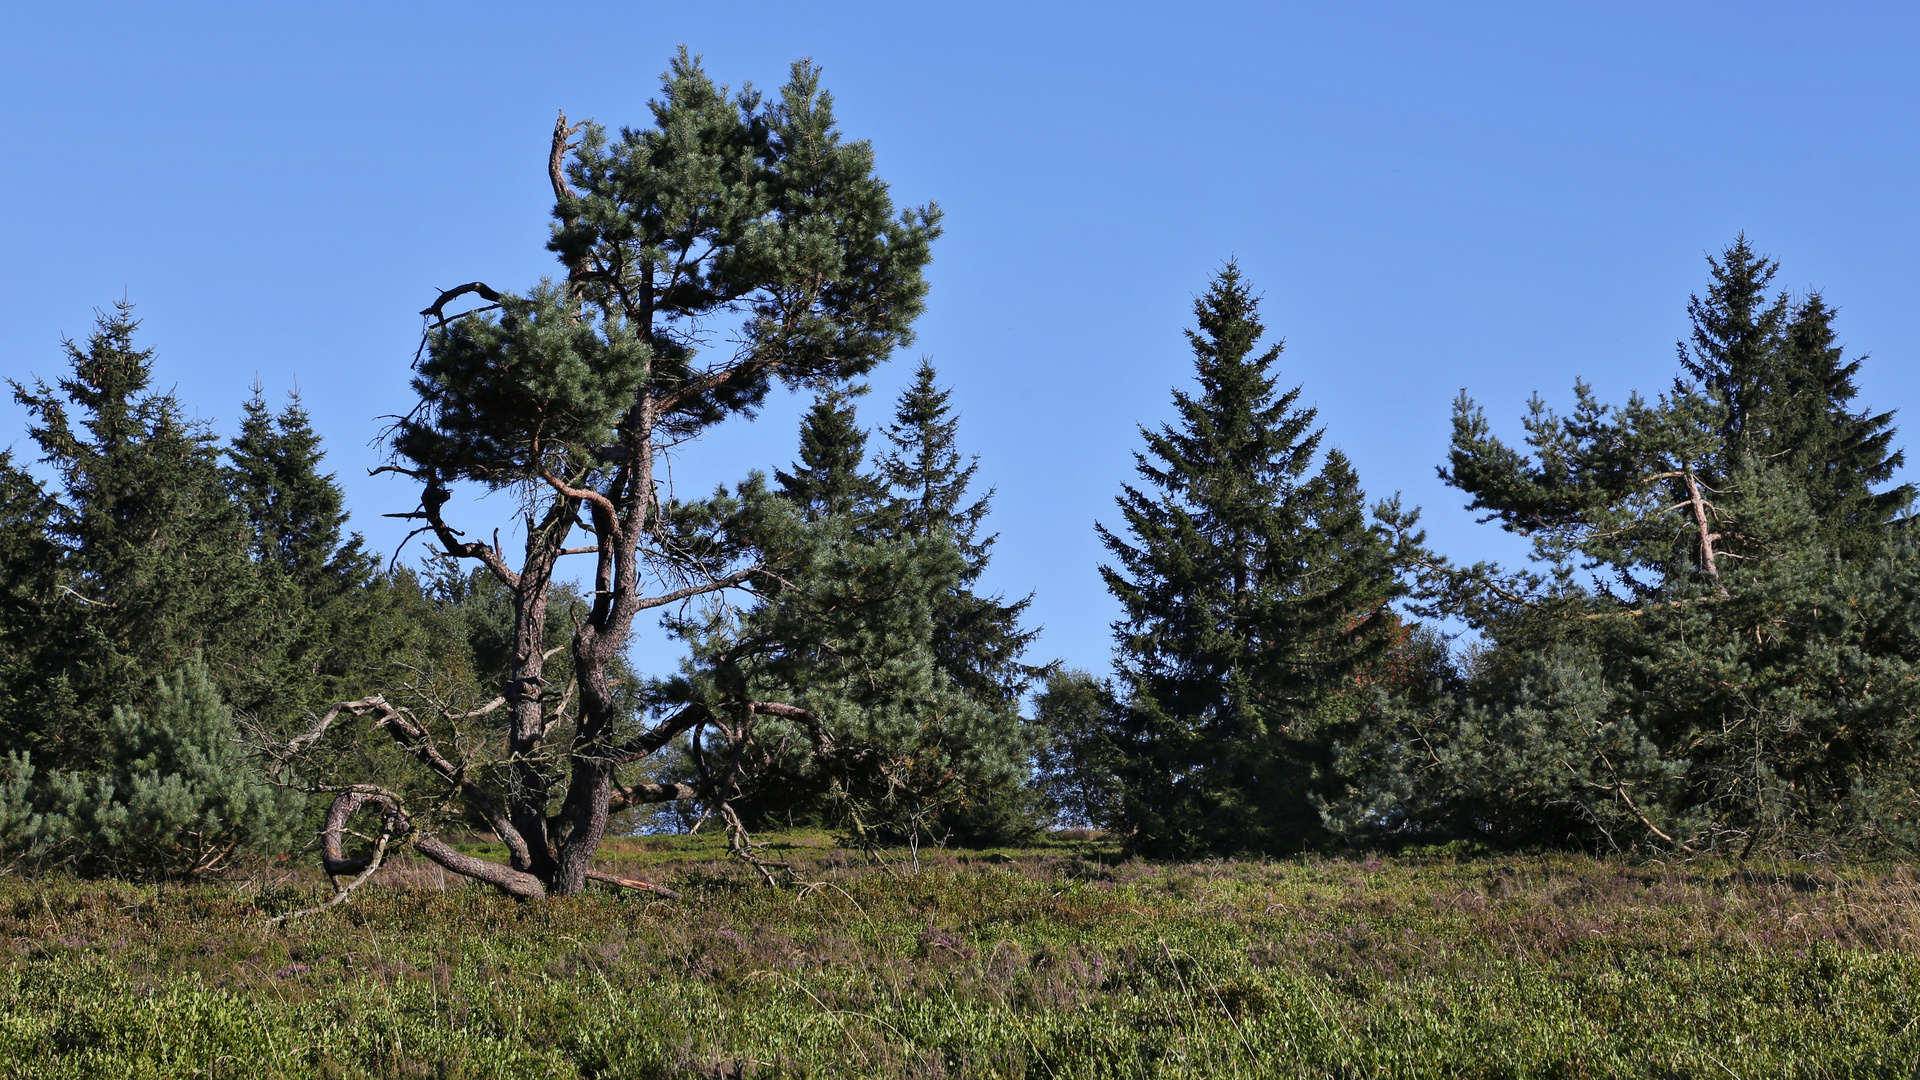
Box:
[1097, 265, 1403, 856]
[310, 52, 942, 897]
[38, 657, 307, 879]
[1382, 237, 1920, 855]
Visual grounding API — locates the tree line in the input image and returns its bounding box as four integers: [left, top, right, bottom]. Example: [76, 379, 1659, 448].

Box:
[2, 51, 1915, 892]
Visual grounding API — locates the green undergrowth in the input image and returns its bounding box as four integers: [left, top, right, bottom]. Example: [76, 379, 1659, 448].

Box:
[3, 840, 1919, 1077]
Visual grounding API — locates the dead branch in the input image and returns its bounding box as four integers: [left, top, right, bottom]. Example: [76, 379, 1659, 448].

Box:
[54, 584, 113, 608]
[419, 282, 504, 325]
[550, 111, 582, 204]
[584, 869, 682, 900]
[319, 787, 409, 877]
[1682, 469, 1728, 594]
[273, 797, 399, 924]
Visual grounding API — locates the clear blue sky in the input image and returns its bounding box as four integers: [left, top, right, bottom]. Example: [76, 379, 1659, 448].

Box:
[4, 2, 1918, 679]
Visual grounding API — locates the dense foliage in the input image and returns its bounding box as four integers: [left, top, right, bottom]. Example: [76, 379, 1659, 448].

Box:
[1, 49, 1915, 889]
[1329, 236, 1920, 857]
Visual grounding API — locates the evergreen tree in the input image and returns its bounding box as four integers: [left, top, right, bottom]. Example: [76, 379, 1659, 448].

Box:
[774, 384, 885, 523]
[0, 454, 67, 759]
[878, 361, 1045, 842]
[736, 376, 1044, 843]
[1097, 265, 1403, 857]
[298, 52, 941, 897]
[229, 386, 375, 593]
[1680, 235, 1911, 554]
[8, 303, 257, 765]
[37, 657, 307, 879]
[224, 387, 413, 726]
[1357, 237, 1920, 855]
[880, 360, 1041, 706]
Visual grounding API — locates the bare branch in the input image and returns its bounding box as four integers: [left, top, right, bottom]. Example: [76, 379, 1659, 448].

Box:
[54, 584, 113, 608]
[632, 565, 762, 613]
[420, 282, 504, 324]
[585, 869, 682, 900]
[274, 794, 401, 923]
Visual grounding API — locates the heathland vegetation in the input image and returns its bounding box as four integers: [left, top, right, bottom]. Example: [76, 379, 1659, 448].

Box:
[4, 48, 1920, 1076]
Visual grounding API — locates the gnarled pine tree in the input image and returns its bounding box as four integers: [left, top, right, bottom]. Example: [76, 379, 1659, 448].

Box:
[293, 51, 940, 899]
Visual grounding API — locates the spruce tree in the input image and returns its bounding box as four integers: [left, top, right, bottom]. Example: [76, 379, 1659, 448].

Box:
[224, 387, 413, 725]
[879, 360, 1041, 708]
[878, 360, 1044, 842]
[229, 387, 375, 593]
[1680, 235, 1911, 554]
[0, 453, 67, 758]
[9, 303, 257, 764]
[774, 384, 885, 523]
[737, 376, 1043, 843]
[1097, 265, 1402, 856]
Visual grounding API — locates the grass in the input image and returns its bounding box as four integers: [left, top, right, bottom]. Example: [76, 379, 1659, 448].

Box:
[2, 835, 1919, 1077]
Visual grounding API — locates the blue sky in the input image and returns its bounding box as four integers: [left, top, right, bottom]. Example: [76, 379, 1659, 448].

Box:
[3, 2, 1918, 678]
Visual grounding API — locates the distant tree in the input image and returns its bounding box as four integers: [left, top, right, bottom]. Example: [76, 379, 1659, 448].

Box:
[224, 388, 417, 726]
[1033, 668, 1127, 831]
[291, 51, 942, 898]
[1096, 265, 1405, 857]
[880, 360, 1042, 707]
[229, 387, 375, 591]
[775, 384, 886, 524]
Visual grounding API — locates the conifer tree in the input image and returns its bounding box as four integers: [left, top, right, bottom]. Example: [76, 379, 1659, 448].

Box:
[0, 453, 65, 758]
[9, 303, 257, 764]
[1362, 237, 1920, 855]
[879, 360, 1041, 708]
[223, 388, 415, 725]
[37, 656, 307, 879]
[229, 387, 375, 593]
[735, 375, 1043, 843]
[774, 385, 885, 523]
[1679, 235, 1910, 555]
[295, 52, 942, 898]
[1097, 265, 1403, 856]
[877, 361, 1044, 842]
